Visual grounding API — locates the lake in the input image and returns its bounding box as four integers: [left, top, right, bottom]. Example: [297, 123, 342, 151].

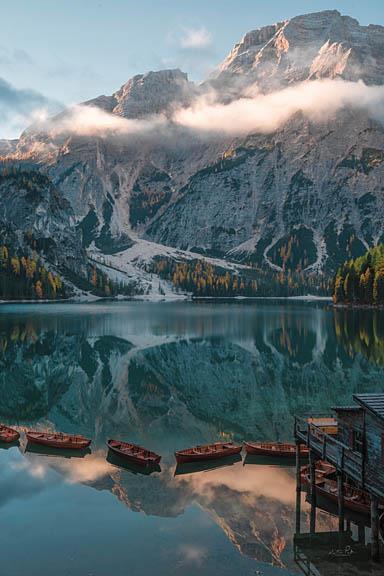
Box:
[0, 300, 384, 576]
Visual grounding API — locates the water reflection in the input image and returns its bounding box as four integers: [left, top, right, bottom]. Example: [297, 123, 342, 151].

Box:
[0, 302, 384, 575]
[334, 307, 384, 366]
[1, 302, 384, 443]
[0, 442, 332, 572]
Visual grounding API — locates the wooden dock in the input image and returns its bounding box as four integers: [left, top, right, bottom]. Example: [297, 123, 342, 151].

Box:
[294, 394, 384, 563]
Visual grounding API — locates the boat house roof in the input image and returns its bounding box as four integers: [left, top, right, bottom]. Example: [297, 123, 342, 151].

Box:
[353, 393, 384, 422]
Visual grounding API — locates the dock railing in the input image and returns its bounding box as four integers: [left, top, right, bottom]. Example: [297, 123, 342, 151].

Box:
[294, 415, 364, 486]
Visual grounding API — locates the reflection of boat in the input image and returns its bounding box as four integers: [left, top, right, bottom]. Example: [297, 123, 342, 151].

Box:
[0, 424, 20, 443]
[380, 512, 384, 542]
[25, 442, 91, 459]
[175, 442, 242, 464]
[301, 460, 336, 486]
[106, 450, 161, 475]
[316, 479, 372, 516]
[107, 439, 161, 466]
[243, 454, 296, 467]
[26, 431, 91, 450]
[244, 441, 308, 458]
[174, 453, 242, 475]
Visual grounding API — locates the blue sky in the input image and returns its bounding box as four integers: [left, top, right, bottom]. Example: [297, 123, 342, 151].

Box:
[0, 1, 383, 137]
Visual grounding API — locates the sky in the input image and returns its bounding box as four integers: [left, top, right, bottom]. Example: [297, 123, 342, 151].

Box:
[0, 0, 383, 138]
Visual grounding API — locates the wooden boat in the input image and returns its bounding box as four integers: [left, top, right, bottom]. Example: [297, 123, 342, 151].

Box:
[107, 439, 161, 466]
[175, 441, 242, 464]
[26, 431, 91, 450]
[301, 460, 336, 486]
[244, 441, 309, 457]
[316, 478, 372, 516]
[0, 424, 20, 443]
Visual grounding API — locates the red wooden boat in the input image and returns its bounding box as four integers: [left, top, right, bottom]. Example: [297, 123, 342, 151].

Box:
[244, 441, 309, 457]
[175, 442, 242, 464]
[0, 424, 20, 443]
[107, 439, 161, 466]
[315, 478, 372, 516]
[301, 460, 336, 486]
[26, 431, 91, 450]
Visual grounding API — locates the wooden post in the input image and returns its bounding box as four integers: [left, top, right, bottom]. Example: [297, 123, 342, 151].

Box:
[295, 442, 302, 533]
[358, 523, 365, 545]
[371, 495, 380, 562]
[337, 470, 344, 532]
[309, 450, 317, 534]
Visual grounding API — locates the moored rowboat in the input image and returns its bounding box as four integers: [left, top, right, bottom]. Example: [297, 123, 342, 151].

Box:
[175, 442, 242, 464]
[0, 424, 20, 443]
[315, 478, 372, 516]
[244, 441, 309, 457]
[301, 460, 336, 486]
[26, 431, 91, 450]
[107, 439, 161, 466]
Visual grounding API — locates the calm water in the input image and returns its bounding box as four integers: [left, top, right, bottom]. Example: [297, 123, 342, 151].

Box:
[0, 301, 384, 576]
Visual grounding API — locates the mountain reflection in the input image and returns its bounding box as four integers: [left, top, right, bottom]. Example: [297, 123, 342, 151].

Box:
[14, 446, 336, 569]
[1, 302, 384, 443]
[1, 301, 382, 574]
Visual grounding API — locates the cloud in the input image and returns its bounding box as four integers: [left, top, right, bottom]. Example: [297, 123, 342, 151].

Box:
[4, 77, 384, 142]
[36, 104, 167, 138]
[37, 78, 384, 142]
[173, 79, 384, 136]
[180, 27, 212, 50]
[0, 76, 61, 139]
[0, 46, 34, 67]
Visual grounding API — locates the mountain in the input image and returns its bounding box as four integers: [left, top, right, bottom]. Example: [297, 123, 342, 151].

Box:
[1, 10, 384, 297]
[211, 10, 384, 90]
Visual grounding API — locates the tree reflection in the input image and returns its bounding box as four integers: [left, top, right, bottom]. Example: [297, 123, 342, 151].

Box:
[334, 308, 384, 366]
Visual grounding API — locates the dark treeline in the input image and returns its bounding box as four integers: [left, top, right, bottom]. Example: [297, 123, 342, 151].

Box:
[0, 244, 67, 300]
[149, 258, 331, 297]
[0, 244, 139, 300]
[333, 244, 384, 305]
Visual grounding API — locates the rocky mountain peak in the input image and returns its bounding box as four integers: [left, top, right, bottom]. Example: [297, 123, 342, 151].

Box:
[84, 69, 195, 119]
[213, 10, 384, 90]
[113, 69, 195, 118]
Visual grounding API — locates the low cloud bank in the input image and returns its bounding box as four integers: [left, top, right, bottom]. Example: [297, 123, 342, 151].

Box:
[174, 79, 384, 135]
[23, 78, 384, 141]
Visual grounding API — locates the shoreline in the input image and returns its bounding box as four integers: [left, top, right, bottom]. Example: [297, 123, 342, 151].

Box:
[0, 294, 333, 305]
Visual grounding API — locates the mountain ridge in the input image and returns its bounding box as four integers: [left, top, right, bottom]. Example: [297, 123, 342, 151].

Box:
[1, 9, 384, 297]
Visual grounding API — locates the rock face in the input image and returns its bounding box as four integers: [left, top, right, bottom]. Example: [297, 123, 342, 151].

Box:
[211, 10, 384, 90]
[1, 10, 384, 286]
[0, 168, 85, 276]
[84, 69, 195, 118]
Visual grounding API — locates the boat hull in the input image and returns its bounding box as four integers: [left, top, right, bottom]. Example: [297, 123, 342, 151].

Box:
[244, 442, 309, 457]
[175, 443, 242, 464]
[300, 461, 336, 486]
[315, 481, 371, 516]
[107, 440, 161, 467]
[26, 432, 91, 450]
[0, 425, 20, 443]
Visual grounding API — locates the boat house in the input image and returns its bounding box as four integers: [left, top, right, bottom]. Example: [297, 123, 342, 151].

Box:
[294, 393, 384, 561]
